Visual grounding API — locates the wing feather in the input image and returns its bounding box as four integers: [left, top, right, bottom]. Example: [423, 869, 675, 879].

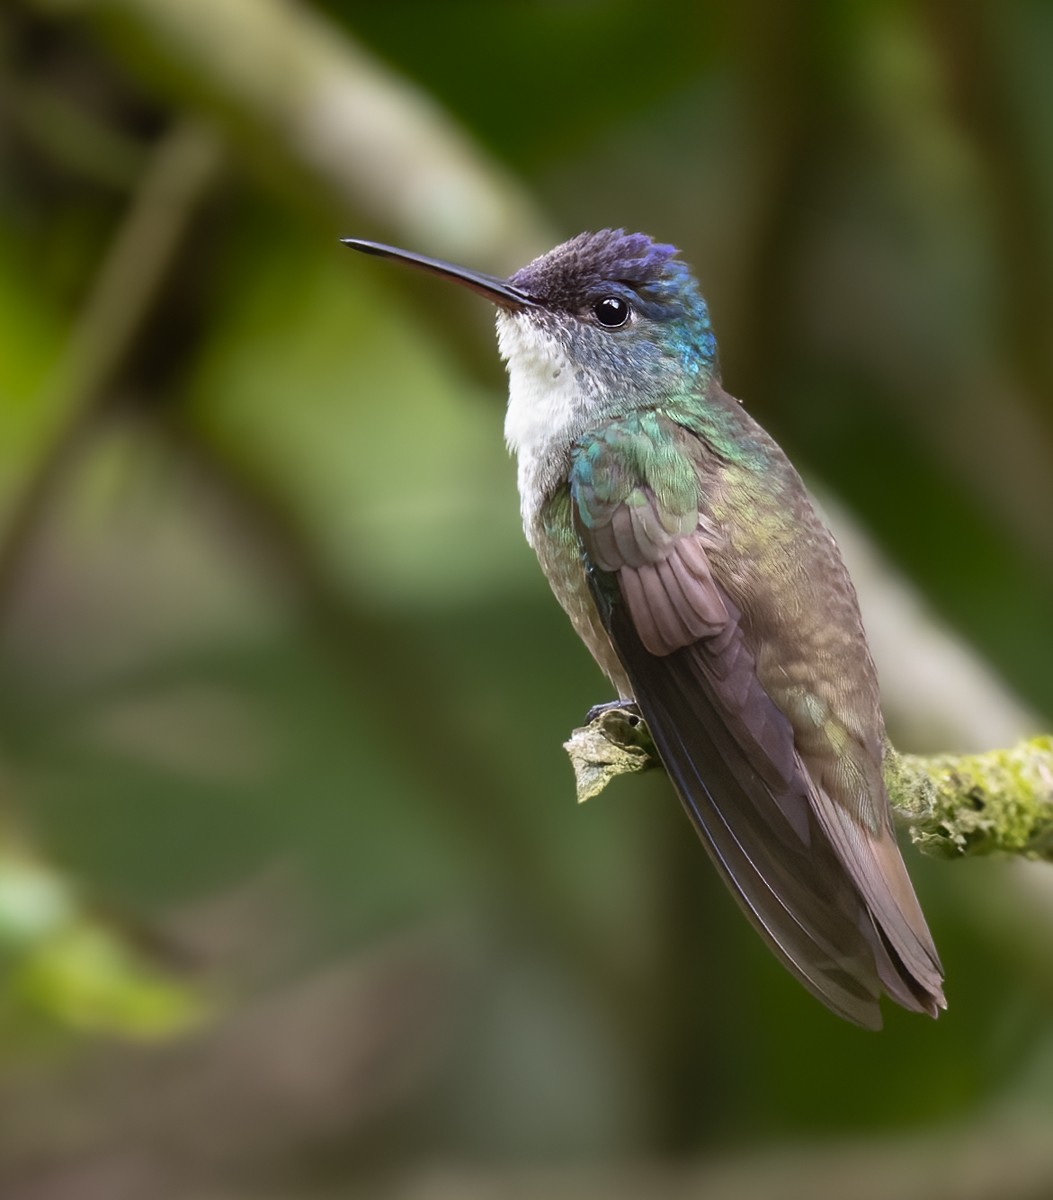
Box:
[572, 437, 944, 1027]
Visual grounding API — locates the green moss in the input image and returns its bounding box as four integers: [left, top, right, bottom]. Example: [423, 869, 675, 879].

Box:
[891, 736, 1053, 859]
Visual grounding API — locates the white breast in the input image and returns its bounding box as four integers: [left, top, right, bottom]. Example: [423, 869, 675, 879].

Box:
[496, 312, 589, 531]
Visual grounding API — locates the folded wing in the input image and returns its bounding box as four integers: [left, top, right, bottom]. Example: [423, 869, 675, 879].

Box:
[572, 433, 944, 1027]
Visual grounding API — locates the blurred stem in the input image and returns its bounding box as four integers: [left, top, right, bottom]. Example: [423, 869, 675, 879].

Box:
[569, 710, 1053, 861]
[945, 2, 1053, 405]
[0, 75, 145, 188]
[39, 0, 548, 268]
[720, 0, 818, 406]
[0, 120, 224, 625]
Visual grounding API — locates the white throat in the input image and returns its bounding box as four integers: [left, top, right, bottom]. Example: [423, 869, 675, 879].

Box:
[497, 313, 590, 521]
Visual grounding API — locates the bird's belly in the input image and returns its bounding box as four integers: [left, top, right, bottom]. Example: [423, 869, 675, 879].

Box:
[525, 509, 634, 700]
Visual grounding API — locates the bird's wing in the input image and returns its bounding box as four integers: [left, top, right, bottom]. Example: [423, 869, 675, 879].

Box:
[570, 416, 942, 1027]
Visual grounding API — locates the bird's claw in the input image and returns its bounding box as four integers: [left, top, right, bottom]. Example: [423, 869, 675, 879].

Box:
[585, 699, 641, 725]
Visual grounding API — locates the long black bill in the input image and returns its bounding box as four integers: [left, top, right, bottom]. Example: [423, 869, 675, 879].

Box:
[341, 239, 538, 310]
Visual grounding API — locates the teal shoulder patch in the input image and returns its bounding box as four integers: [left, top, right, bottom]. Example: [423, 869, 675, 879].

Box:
[569, 415, 697, 533]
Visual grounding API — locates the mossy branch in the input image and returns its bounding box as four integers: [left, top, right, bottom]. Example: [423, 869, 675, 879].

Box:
[566, 708, 1053, 861]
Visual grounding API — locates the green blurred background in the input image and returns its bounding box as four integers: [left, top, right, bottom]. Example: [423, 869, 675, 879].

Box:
[2, 1, 1053, 1197]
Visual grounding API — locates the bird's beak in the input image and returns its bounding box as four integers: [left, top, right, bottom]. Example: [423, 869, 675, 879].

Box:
[341, 239, 539, 311]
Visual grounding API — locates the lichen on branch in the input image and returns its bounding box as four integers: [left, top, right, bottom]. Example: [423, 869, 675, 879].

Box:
[886, 738, 1053, 858]
[566, 709, 1053, 860]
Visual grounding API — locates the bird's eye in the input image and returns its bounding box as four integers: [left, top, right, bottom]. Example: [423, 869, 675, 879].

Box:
[593, 296, 631, 328]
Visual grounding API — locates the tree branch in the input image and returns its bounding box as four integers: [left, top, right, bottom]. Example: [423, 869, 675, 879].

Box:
[566, 709, 1053, 860]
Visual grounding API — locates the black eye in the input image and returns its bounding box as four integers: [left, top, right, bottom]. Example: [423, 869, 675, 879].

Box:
[593, 295, 631, 328]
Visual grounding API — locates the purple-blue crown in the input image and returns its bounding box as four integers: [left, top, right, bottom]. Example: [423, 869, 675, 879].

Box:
[510, 229, 694, 313]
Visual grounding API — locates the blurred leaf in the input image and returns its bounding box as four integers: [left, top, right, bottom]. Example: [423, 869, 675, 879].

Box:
[0, 845, 203, 1040]
[0, 231, 68, 518]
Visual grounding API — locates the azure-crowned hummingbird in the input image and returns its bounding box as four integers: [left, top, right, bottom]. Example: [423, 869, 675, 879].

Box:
[342, 229, 944, 1028]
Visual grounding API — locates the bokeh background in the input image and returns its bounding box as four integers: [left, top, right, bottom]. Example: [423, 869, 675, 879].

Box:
[2, 2, 1053, 1197]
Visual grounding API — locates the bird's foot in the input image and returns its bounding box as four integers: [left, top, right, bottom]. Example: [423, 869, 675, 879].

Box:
[585, 699, 641, 725]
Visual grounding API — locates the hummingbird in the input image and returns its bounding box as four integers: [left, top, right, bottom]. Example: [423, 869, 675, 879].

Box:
[342, 229, 944, 1029]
